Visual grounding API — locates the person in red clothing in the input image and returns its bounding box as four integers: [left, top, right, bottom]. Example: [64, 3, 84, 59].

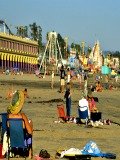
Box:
[87, 95, 98, 113]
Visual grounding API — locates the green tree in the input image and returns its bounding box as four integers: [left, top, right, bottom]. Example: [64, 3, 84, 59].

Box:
[29, 22, 42, 50]
[57, 33, 66, 58]
[87, 46, 92, 56]
[71, 43, 75, 48]
[24, 26, 28, 37]
[16, 26, 28, 38]
[70, 43, 81, 57]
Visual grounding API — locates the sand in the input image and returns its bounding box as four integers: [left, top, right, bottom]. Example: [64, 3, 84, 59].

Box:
[0, 73, 120, 160]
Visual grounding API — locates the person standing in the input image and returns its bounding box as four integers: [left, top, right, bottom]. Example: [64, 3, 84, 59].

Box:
[115, 74, 118, 83]
[84, 73, 88, 97]
[77, 73, 82, 89]
[60, 65, 66, 93]
[67, 68, 71, 83]
[104, 75, 109, 89]
[64, 84, 71, 117]
[51, 70, 55, 89]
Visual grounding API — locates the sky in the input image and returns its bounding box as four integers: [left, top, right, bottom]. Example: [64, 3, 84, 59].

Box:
[0, 0, 120, 51]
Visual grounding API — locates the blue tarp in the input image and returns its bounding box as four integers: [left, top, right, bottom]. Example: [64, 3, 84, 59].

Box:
[82, 141, 116, 159]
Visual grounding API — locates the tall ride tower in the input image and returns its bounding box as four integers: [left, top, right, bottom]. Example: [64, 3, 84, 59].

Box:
[39, 31, 63, 71]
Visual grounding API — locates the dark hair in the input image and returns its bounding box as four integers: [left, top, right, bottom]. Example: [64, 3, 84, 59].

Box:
[61, 65, 64, 69]
[39, 149, 50, 158]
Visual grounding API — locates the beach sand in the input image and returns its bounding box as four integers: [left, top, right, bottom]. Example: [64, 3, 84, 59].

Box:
[0, 73, 120, 160]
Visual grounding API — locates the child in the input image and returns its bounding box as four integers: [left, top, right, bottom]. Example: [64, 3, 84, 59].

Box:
[6, 88, 14, 99]
[23, 88, 29, 98]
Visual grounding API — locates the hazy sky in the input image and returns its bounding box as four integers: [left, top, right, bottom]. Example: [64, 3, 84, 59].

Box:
[0, 0, 120, 51]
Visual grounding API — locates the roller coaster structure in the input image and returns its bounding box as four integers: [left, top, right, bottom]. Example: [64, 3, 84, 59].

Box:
[0, 19, 13, 35]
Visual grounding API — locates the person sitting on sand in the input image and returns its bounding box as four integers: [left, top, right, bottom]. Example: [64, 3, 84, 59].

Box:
[96, 81, 103, 92]
[87, 94, 98, 113]
[23, 88, 29, 98]
[7, 90, 33, 158]
[78, 93, 90, 123]
[34, 149, 51, 160]
[6, 88, 14, 99]
[104, 75, 109, 89]
[90, 84, 96, 92]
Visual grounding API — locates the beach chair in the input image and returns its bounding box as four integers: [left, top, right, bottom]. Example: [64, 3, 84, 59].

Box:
[57, 104, 73, 122]
[77, 109, 89, 125]
[0, 113, 7, 139]
[7, 118, 30, 159]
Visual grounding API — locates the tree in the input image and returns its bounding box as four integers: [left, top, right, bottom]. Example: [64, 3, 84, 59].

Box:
[57, 33, 66, 58]
[29, 22, 42, 50]
[87, 46, 92, 56]
[75, 44, 81, 54]
[71, 43, 75, 49]
[24, 26, 28, 37]
[70, 43, 81, 56]
[16, 26, 28, 38]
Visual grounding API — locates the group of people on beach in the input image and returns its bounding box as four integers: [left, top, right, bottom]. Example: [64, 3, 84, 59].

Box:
[57, 65, 97, 124]
[64, 83, 98, 124]
[58, 64, 119, 126]
[0, 64, 119, 159]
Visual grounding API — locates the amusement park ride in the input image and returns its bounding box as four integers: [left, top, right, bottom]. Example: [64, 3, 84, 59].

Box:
[0, 20, 13, 34]
[39, 31, 63, 73]
[1, 19, 118, 75]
